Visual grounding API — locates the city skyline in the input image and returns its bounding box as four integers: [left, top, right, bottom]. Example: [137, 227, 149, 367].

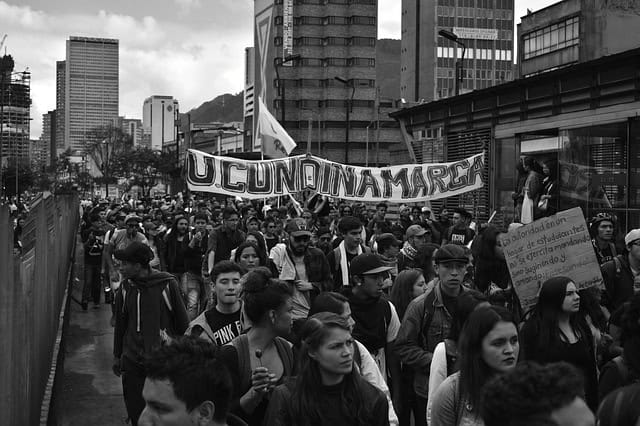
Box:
[1, 0, 557, 139]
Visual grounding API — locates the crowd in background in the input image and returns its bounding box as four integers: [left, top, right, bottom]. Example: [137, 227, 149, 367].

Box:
[61, 191, 640, 426]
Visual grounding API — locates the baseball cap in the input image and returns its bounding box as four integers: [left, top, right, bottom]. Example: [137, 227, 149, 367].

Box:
[124, 214, 142, 224]
[350, 253, 394, 276]
[286, 218, 312, 237]
[625, 229, 640, 246]
[421, 206, 431, 213]
[434, 244, 469, 264]
[114, 242, 154, 266]
[406, 224, 428, 239]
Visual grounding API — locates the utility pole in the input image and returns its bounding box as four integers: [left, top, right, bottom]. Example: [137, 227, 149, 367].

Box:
[334, 77, 355, 164]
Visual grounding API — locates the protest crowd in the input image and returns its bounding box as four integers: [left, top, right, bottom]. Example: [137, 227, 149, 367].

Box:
[76, 187, 640, 426]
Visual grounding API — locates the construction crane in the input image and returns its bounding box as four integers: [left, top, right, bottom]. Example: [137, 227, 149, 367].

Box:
[0, 34, 6, 54]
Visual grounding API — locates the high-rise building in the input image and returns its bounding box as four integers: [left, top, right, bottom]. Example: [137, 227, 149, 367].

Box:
[35, 111, 54, 169]
[64, 36, 119, 152]
[55, 60, 65, 154]
[518, 0, 640, 77]
[114, 116, 144, 147]
[243, 47, 255, 152]
[142, 96, 179, 151]
[252, 0, 401, 165]
[0, 54, 31, 167]
[400, 0, 515, 103]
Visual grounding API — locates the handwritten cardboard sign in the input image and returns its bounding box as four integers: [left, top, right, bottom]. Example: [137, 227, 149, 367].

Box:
[500, 208, 603, 312]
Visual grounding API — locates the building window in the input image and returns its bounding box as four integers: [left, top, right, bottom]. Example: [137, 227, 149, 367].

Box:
[324, 16, 350, 25]
[325, 37, 349, 46]
[349, 57, 375, 67]
[325, 57, 349, 67]
[350, 16, 376, 25]
[523, 16, 579, 60]
[274, 37, 283, 46]
[294, 37, 323, 46]
[350, 37, 376, 47]
[295, 16, 323, 25]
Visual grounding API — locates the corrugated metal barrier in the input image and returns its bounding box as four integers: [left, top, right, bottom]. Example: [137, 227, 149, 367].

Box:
[0, 192, 79, 425]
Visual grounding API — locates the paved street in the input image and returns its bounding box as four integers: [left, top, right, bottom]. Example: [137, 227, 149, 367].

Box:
[59, 239, 128, 425]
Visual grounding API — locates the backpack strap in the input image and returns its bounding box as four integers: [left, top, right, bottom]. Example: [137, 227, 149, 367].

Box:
[419, 289, 437, 349]
[274, 337, 294, 376]
[162, 283, 173, 312]
[613, 256, 622, 278]
[231, 334, 251, 392]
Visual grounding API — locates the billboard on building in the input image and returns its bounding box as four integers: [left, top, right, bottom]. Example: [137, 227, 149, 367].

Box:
[453, 27, 498, 40]
[282, 0, 294, 64]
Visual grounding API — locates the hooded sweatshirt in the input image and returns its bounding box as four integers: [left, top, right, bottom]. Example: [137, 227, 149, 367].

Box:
[114, 269, 189, 363]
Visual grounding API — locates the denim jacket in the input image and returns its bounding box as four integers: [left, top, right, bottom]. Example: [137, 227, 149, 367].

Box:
[394, 281, 461, 398]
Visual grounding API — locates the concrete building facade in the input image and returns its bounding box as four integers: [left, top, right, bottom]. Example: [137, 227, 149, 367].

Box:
[64, 36, 119, 152]
[244, 46, 255, 152]
[400, 0, 515, 103]
[142, 95, 179, 151]
[518, 0, 640, 77]
[253, 0, 403, 165]
[114, 116, 143, 147]
[55, 60, 65, 155]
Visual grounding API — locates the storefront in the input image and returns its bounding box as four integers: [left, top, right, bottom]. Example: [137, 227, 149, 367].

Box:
[391, 47, 640, 232]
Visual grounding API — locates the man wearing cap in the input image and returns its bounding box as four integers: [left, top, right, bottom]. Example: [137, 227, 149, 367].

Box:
[397, 225, 430, 272]
[345, 253, 401, 392]
[206, 207, 244, 274]
[269, 218, 332, 320]
[394, 244, 469, 425]
[590, 213, 618, 265]
[442, 208, 475, 246]
[105, 214, 149, 285]
[112, 242, 189, 426]
[601, 229, 640, 313]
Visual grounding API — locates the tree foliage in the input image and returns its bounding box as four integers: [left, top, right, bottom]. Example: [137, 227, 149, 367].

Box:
[84, 124, 133, 181]
[112, 147, 178, 196]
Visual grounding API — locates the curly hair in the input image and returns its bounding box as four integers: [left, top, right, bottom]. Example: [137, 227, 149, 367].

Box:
[144, 336, 232, 421]
[482, 361, 586, 426]
[242, 267, 292, 324]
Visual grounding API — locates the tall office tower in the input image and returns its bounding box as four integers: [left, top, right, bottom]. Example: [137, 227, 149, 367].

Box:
[142, 96, 179, 151]
[35, 111, 54, 169]
[55, 60, 65, 154]
[64, 36, 119, 152]
[254, 0, 399, 165]
[243, 47, 255, 152]
[400, 0, 514, 103]
[114, 116, 143, 147]
[0, 54, 31, 166]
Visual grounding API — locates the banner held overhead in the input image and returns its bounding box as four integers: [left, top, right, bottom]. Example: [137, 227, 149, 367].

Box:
[186, 149, 485, 202]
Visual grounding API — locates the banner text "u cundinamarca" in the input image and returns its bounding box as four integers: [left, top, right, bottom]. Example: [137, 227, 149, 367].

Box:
[187, 150, 484, 202]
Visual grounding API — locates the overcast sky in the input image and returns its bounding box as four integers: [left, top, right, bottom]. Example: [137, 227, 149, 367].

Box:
[0, 0, 558, 138]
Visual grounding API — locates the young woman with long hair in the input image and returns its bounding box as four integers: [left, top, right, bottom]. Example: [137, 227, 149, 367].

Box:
[427, 290, 488, 424]
[520, 276, 598, 411]
[390, 269, 427, 320]
[220, 268, 294, 426]
[264, 312, 390, 426]
[430, 306, 519, 426]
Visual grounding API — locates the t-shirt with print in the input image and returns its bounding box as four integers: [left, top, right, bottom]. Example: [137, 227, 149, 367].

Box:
[204, 308, 242, 346]
[446, 227, 475, 246]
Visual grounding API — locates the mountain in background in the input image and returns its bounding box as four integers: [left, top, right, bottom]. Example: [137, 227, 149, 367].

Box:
[184, 92, 244, 124]
[376, 39, 401, 100]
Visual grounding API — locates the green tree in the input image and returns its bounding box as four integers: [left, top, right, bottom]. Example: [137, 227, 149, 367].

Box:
[85, 124, 132, 196]
[2, 164, 35, 197]
[112, 147, 178, 196]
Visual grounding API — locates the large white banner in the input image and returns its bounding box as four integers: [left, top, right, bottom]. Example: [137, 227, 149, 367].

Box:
[186, 149, 485, 202]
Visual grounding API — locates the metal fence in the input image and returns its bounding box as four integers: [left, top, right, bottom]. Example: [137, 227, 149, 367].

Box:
[0, 192, 79, 426]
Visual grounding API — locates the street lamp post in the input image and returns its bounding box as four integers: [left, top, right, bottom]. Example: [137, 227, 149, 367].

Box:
[274, 54, 301, 124]
[438, 29, 467, 96]
[334, 77, 355, 164]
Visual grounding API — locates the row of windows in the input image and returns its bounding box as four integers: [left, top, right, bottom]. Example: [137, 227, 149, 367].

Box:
[437, 0, 511, 7]
[275, 15, 376, 26]
[275, 78, 376, 88]
[275, 0, 375, 5]
[274, 36, 375, 47]
[274, 99, 375, 109]
[436, 47, 512, 61]
[275, 56, 375, 67]
[523, 16, 579, 60]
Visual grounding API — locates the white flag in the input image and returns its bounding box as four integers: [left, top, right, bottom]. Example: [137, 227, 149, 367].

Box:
[258, 97, 296, 158]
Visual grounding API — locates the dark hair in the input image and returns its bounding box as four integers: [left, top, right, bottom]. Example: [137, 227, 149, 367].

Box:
[458, 306, 518, 411]
[144, 336, 232, 421]
[309, 292, 349, 317]
[525, 277, 589, 358]
[193, 212, 209, 223]
[338, 216, 362, 234]
[620, 293, 640, 375]
[373, 219, 390, 233]
[292, 313, 368, 425]
[482, 361, 586, 426]
[242, 267, 292, 323]
[390, 269, 424, 320]
[222, 207, 238, 220]
[454, 208, 471, 220]
[448, 290, 488, 341]
[246, 231, 268, 258]
[597, 383, 640, 426]
[210, 260, 244, 283]
[376, 202, 387, 210]
[578, 287, 607, 331]
[413, 243, 439, 280]
[233, 241, 267, 268]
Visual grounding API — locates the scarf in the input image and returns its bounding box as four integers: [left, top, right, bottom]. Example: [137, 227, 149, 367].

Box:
[400, 244, 418, 261]
[339, 240, 362, 287]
